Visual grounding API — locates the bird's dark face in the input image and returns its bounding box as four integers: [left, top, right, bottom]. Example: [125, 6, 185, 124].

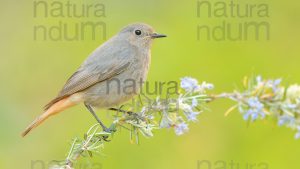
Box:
[119, 23, 166, 47]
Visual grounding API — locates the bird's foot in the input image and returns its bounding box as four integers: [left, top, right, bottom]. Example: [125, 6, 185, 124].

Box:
[102, 126, 116, 133]
[99, 125, 116, 142]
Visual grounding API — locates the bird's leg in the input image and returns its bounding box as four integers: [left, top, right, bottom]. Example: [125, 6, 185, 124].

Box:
[85, 104, 112, 133]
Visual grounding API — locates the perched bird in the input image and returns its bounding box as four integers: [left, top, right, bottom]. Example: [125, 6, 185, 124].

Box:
[22, 23, 166, 137]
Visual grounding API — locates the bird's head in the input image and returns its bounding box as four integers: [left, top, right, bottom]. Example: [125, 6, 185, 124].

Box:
[118, 23, 166, 47]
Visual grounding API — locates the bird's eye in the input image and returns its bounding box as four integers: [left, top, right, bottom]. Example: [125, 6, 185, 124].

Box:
[135, 30, 142, 36]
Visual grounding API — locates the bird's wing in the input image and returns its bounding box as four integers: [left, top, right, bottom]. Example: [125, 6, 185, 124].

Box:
[62, 62, 131, 98]
[44, 61, 131, 110]
[45, 37, 136, 110]
[45, 38, 136, 110]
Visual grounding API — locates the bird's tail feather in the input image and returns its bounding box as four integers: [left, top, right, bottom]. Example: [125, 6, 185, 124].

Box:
[21, 97, 77, 137]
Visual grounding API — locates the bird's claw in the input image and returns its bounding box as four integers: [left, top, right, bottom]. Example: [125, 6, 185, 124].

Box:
[103, 127, 116, 133]
[100, 127, 116, 142]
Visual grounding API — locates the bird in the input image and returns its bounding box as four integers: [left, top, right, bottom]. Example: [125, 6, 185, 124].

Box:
[21, 23, 166, 137]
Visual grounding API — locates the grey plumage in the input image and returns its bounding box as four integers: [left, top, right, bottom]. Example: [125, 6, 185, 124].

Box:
[45, 23, 165, 109]
[22, 23, 166, 136]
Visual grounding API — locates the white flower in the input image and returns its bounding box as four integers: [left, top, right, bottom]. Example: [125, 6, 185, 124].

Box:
[286, 84, 300, 100]
[295, 126, 300, 139]
[256, 75, 263, 84]
[192, 98, 198, 107]
[179, 102, 193, 112]
[174, 122, 189, 135]
[247, 97, 264, 110]
[278, 114, 296, 127]
[186, 112, 200, 122]
[242, 97, 265, 121]
[160, 113, 173, 128]
[180, 77, 214, 94]
[180, 77, 200, 92]
[200, 81, 214, 90]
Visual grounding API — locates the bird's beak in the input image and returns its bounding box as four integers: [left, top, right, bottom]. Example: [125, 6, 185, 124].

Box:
[150, 33, 167, 39]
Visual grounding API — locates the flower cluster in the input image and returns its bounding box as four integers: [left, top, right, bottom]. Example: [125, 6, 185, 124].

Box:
[53, 77, 214, 168]
[111, 77, 214, 137]
[223, 75, 300, 139]
[242, 97, 265, 121]
[169, 77, 214, 135]
[53, 75, 300, 168]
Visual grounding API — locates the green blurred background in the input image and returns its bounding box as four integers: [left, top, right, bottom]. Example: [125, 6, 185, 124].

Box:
[1, 0, 299, 168]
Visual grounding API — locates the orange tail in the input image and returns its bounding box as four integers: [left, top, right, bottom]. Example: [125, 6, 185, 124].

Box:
[21, 97, 78, 137]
